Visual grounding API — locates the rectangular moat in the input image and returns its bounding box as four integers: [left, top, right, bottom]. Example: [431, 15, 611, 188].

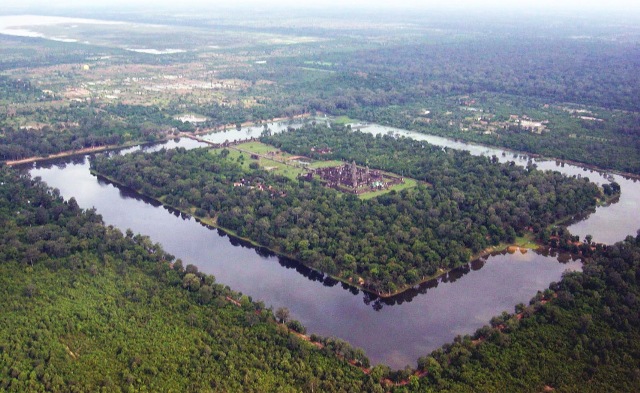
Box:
[26, 122, 640, 369]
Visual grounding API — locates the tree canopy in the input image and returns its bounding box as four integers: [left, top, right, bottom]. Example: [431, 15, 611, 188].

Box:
[92, 125, 600, 294]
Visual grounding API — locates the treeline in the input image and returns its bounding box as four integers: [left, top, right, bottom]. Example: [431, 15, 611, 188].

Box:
[172, 100, 290, 129]
[0, 76, 53, 104]
[403, 232, 640, 392]
[0, 167, 371, 392]
[1, 164, 638, 392]
[342, 97, 640, 176]
[217, 35, 640, 113]
[0, 126, 125, 160]
[0, 36, 106, 72]
[92, 126, 599, 294]
[264, 124, 602, 233]
[470, 127, 640, 175]
[0, 102, 191, 161]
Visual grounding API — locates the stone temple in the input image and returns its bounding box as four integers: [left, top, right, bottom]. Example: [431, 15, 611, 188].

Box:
[304, 161, 403, 194]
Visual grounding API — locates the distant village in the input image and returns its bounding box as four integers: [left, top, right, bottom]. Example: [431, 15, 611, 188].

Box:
[458, 99, 550, 136]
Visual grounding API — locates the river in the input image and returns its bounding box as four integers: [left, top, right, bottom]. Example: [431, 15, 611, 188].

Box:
[25, 121, 638, 368]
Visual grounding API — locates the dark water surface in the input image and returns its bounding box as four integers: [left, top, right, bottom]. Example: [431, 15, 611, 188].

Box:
[26, 123, 637, 368]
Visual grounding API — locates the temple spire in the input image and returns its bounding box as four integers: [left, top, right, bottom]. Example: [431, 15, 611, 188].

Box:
[351, 160, 357, 187]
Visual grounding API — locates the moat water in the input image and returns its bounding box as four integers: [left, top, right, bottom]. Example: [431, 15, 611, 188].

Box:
[26, 121, 639, 368]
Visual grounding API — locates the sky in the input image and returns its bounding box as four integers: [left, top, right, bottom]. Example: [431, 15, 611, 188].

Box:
[3, 0, 640, 13]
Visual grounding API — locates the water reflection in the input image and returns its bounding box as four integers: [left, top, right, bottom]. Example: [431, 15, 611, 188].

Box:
[91, 166, 582, 312]
[360, 248, 580, 311]
[22, 123, 632, 369]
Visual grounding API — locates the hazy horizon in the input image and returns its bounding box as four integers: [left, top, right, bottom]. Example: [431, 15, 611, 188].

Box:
[3, 0, 640, 16]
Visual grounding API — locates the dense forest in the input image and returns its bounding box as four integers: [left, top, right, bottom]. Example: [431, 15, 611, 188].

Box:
[220, 37, 639, 111]
[0, 101, 193, 161]
[321, 40, 638, 112]
[1, 165, 639, 392]
[92, 126, 601, 294]
[216, 35, 640, 174]
[263, 124, 605, 239]
[405, 233, 640, 393]
[4, 29, 639, 174]
[1, 9, 639, 392]
[0, 167, 373, 392]
[341, 99, 640, 175]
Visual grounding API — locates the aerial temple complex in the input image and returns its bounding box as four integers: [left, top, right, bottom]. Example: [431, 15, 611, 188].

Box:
[304, 161, 404, 194]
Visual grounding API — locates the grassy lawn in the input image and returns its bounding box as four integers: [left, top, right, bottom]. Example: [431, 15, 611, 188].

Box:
[333, 115, 356, 125]
[298, 67, 337, 74]
[210, 145, 305, 180]
[308, 159, 344, 169]
[212, 149, 253, 171]
[359, 177, 418, 200]
[513, 234, 539, 249]
[235, 141, 280, 154]
[211, 142, 419, 196]
[262, 161, 306, 180]
[303, 61, 334, 66]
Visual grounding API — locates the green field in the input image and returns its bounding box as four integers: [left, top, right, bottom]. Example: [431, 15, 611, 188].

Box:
[212, 142, 306, 180]
[332, 115, 356, 125]
[235, 141, 280, 155]
[359, 177, 418, 200]
[211, 141, 419, 198]
[307, 159, 344, 169]
[513, 235, 540, 249]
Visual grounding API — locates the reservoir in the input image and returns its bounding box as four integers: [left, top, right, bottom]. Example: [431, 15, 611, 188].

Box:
[26, 121, 639, 368]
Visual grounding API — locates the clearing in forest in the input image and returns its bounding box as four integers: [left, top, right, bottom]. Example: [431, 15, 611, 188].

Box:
[218, 141, 417, 198]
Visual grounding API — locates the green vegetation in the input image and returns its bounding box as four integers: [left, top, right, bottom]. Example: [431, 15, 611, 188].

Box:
[4, 15, 639, 174]
[0, 101, 194, 161]
[92, 126, 600, 295]
[359, 177, 417, 201]
[307, 159, 345, 169]
[513, 235, 539, 250]
[0, 168, 371, 392]
[406, 233, 640, 393]
[343, 94, 640, 175]
[332, 116, 356, 125]
[0, 75, 53, 104]
[236, 141, 280, 155]
[231, 141, 416, 199]
[1, 166, 639, 392]
[222, 148, 305, 181]
[1, 9, 639, 392]
[227, 32, 640, 174]
[225, 142, 307, 180]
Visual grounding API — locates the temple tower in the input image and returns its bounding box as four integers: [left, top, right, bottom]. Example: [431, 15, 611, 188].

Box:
[351, 160, 358, 187]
